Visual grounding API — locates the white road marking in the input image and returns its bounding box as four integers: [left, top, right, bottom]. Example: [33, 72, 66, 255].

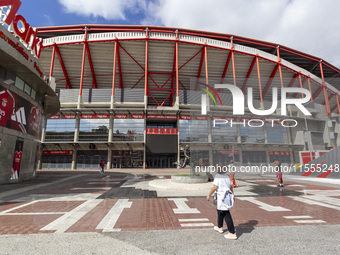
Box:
[304, 190, 340, 196]
[88, 182, 120, 185]
[40, 199, 103, 233]
[12, 193, 100, 202]
[305, 195, 340, 207]
[237, 197, 291, 212]
[168, 198, 200, 214]
[180, 223, 214, 227]
[96, 199, 132, 232]
[0, 175, 87, 200]
[4, 212, 65, 215]
[253, 180, 275, 182]
[289, 196, 340, 211]
[294, 220, 326, 224]
[0, 201, 37, 215]
[284, 185, 305, 187]
[283, 215, 313, 219]
[71, 187, 111, 190]
[178, 218, 209, 222]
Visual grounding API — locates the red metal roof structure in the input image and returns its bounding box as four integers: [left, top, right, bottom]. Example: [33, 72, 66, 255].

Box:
[36, 25, 340, 114]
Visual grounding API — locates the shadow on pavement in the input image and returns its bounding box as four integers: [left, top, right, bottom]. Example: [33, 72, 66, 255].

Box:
[236, 220, 259, 238]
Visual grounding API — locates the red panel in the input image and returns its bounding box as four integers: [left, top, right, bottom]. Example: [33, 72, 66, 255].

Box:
[131, 114, 144, 119]
[195, 116, 207, 120]
[114, 114, 128, 119]
[147, 115, 177, 119]
[146, 128, 178, 135]
[269, 151, 290, 155]
[301, 161, 325, 176]
[80, 114, 110, 119]
[317, 165, 336, 178]
[63, 114, 77, 119]
[49, 115, 60, 119]
[179, 115, 192, 120]
[43, 151, 73, 155]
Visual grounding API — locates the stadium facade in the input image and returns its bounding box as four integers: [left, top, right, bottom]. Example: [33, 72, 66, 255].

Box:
[33, 25, 340, 170]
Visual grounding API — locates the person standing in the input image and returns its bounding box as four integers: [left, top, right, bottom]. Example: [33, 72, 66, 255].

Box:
[273, 160, 283, 187]
[99, 160, 105, 174]
[207, 169, 237, 240]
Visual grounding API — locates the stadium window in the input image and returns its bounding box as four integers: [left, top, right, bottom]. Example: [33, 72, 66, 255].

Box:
[79, 119, 110, 141]
[178, 119, 208, 142]
[113, 119, 144, 142]
[31, 88, 36, 100]
[24, 83, 31, 95]
[45, 119, 76, 141]
[15, 76, 25, 90]
[266, 122, 288, 144]
[240, 125, 265, 144]
[211, 120, 238, 143]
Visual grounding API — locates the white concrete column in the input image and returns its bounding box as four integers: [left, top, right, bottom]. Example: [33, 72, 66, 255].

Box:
[71, 149, 77, 170]
[108, 114, 114, 143]
[74, 114, 80, 143]
[144, 95, 148, 109]
[41, 118, 47, 143]
[37, 145, 43, 170]
[110, 95, 115, 109]
[107, 148, 112, 170]
[77, 95, 82, 109]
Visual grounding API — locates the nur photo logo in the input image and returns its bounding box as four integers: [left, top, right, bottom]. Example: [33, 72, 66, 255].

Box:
[200, 83, 312, 117]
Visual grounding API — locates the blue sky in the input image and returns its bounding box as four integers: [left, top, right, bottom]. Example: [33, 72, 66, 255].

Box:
[18, 0, 146, 27]
[8, 0, 340, 68]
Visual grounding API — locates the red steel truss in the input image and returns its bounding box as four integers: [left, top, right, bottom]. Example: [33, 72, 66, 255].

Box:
[37, 25, 340, 115]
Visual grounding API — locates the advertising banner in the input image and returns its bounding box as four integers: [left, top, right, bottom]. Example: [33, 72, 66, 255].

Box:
[0, 84, 43, 139]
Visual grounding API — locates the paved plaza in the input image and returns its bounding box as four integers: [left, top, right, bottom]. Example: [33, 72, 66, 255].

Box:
[0, 169, 340, 254]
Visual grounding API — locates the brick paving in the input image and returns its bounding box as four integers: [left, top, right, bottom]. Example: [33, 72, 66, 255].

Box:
[0, 171, 340, 235]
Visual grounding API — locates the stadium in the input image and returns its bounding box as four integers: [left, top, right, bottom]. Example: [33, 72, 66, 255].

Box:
[34, 25, 340, 170]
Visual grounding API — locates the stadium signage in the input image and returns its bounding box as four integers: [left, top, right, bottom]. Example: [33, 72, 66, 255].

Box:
[201, 84, 312, 116]
[0, 0, 43, 58]
[131, 114, 144, 119]
[43, 151, 73, 155]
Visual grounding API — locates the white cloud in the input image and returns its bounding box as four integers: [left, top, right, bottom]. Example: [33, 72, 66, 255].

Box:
[56, 0, 340, 68]
[143, 0, 340, 68]
[58, 0, 146, 20]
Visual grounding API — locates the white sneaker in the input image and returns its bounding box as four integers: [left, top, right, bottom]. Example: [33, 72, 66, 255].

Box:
[214, 226, 224, 233]
[224, 232, 237, 240]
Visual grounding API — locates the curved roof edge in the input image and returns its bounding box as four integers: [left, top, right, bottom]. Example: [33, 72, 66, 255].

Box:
[36, 24, 340, 79]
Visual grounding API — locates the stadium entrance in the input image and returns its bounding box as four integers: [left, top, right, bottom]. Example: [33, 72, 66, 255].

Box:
[145, 119, 178, 168]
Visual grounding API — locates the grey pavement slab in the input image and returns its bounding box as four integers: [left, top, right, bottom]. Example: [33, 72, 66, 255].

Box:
[0, 226, 339, 255]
